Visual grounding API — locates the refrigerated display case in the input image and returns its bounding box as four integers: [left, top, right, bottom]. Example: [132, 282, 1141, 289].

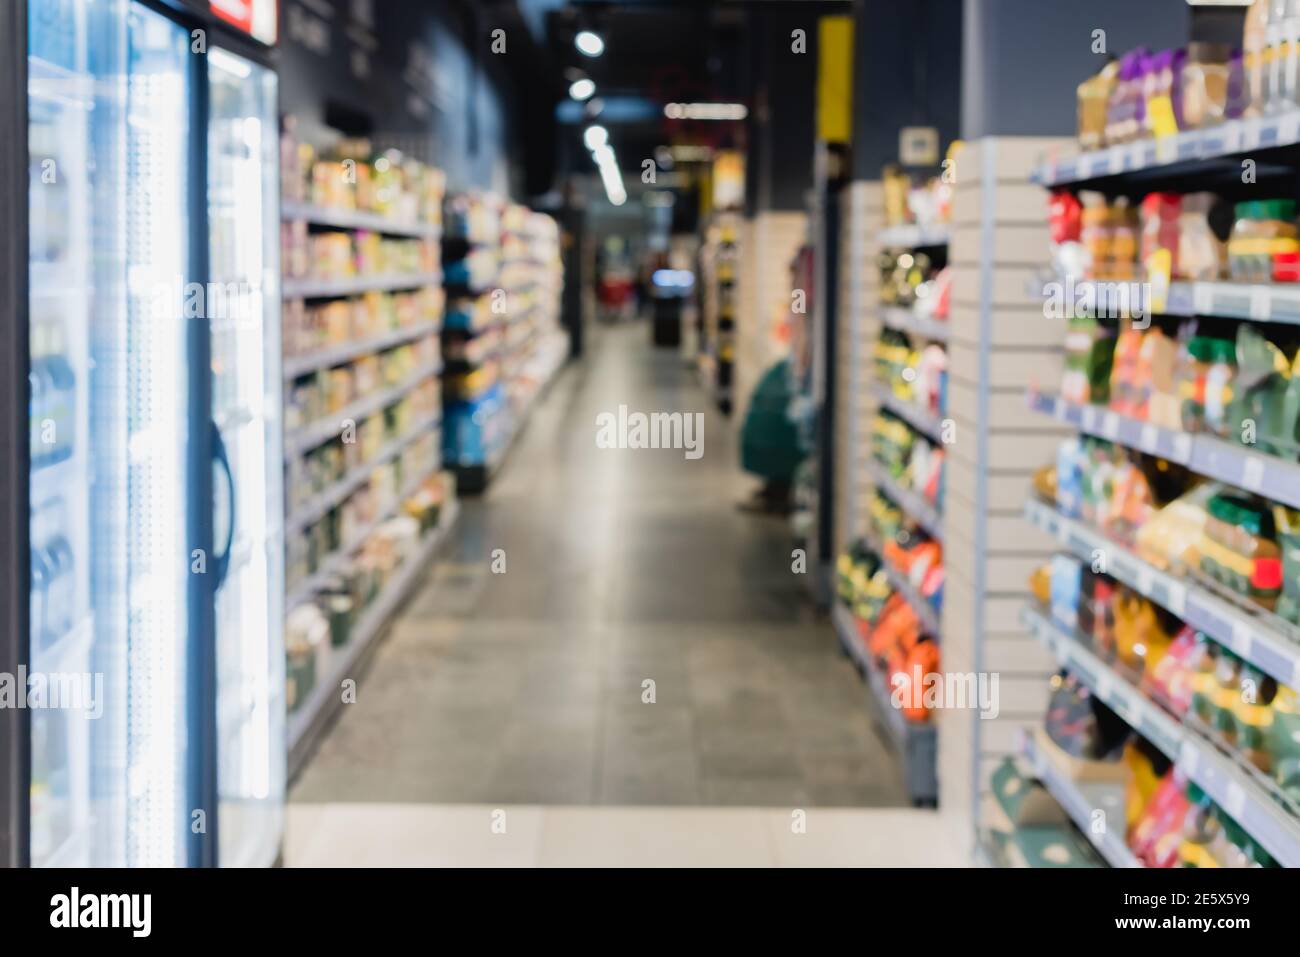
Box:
[9, 0, 285, 868]
[207, 45, 284, 870]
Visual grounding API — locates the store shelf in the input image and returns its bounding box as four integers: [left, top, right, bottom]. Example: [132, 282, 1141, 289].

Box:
[1032, 111, 1300, 187]
[869, 380, 945, 443]
[1021, 602, 1300, 869]
[880, 304, 950, 342]
[286, 413, 441, 532]
[832, 603, 938, 805]
[1024, 496, 1300, 688]
[863, 456, 943, 542]
[1018, 727, 1141, 868]
[282, 200, 440, 238]
[860, 530, 942, 638]
[286, 463, 447, 610]
[282, 272, 442, 299]
[877, 224, 950, 248]
[1027, 391, 1300, 511]
[284, 361, 441, 457]
[287, 500, 460, 778]
[1020, 603, 1185, 756]
[1060, 277, 1300, 325]
[283, 321, 441, 380]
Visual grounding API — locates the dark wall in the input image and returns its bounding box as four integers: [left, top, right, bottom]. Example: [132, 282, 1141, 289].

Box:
[278, 0, 519, 195]
[747, 6, 821, 213]
[851, 0, 963, 180]
[960, 0, 1191, 139]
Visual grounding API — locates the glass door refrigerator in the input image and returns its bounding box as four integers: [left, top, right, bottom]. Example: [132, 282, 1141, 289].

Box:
[10, 0, 284, 868]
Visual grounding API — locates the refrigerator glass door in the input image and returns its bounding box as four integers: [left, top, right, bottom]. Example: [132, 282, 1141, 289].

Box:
[207, 47, 285, 868]
[27, 0, 192, 867]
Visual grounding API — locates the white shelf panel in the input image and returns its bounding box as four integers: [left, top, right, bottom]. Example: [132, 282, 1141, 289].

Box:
[1032, 111, 1300, 186]
[286, 413, 441, 532]
[1021, 603, 1300, 869]
[283, 321, 440, 380]
[283, 361, 441, 458]
[1024, 497, 1300, 689]
[282, 200, 441, 238]
[863, 456, 943, 542]
[282, 272, 442, 299]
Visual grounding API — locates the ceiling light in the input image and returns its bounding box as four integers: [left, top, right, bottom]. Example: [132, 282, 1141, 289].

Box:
[569, 78, 596, 101]
[576, 30, 604, 57]
[664, 102, 748, 121]
[583, 125, 608, 151]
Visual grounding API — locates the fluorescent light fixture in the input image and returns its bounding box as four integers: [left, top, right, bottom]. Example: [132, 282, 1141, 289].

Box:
[569, 77, 596, 101]
[583, 124, 609, 151]
[592, 144, 616, 167]
[664, 102, 748, 121]
[576, 30, 605, 57]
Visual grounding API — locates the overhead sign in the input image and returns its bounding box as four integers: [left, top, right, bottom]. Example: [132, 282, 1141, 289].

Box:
[211, 0, 278, 45]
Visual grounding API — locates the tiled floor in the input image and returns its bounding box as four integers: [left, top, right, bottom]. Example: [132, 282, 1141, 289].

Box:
[289, 322, 912, 861]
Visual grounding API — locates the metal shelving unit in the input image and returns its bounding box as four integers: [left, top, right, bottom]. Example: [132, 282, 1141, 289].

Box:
[282, 272, 443, 300]
[1019, 730, 1139, 868]
[863, 457, 943, 542]
[1024, 497, 1300, 688]
[282, 200, 441, 238]
[1032, 110, 1300, 186]
[287, 500, 460, 776]
[1021, 603, 1300, 868]
[869, 380, 945, 444]
[283, 361, 442, 458]
[286, 413, 441, 533]
[832, 603, 938, 805]
[283, 320, 440, 380]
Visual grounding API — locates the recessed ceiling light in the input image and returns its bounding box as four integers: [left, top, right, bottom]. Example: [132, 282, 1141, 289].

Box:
[576, 30, 604, 57]
[569, 78, 596, 101]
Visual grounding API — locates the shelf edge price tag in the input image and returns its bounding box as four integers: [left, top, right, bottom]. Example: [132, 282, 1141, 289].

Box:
[1172, 432, 1193, 463]
[1230, 618, 1254, 657]
[1179, 738, 1200, 776]
[1101, 411, 1120, 441]
[1241, 454, 1266, 493]
[1225, 780, 1247, 819]
[1139, 423, 1159, 455]
[1250, 286, 1271, 321]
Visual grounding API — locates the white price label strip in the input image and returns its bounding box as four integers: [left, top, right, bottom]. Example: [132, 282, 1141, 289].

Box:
[1172, 432, 1193, 462]
[1179, 739, 1200, 776]
[1139, 423, 1159, 454]
[1230, 619, 1254, 658]
[1241, 455, 1266, 493]
[1250, 287, 1271, 321]
[1101, 412, 1120, 440]
[1225, 780, 1247, 819]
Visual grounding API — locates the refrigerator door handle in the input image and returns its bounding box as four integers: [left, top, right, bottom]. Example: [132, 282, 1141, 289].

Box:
[212, 421, 236, 590]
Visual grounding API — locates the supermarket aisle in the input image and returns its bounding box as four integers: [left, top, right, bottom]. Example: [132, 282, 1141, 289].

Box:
[291, 322, 907, 809]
